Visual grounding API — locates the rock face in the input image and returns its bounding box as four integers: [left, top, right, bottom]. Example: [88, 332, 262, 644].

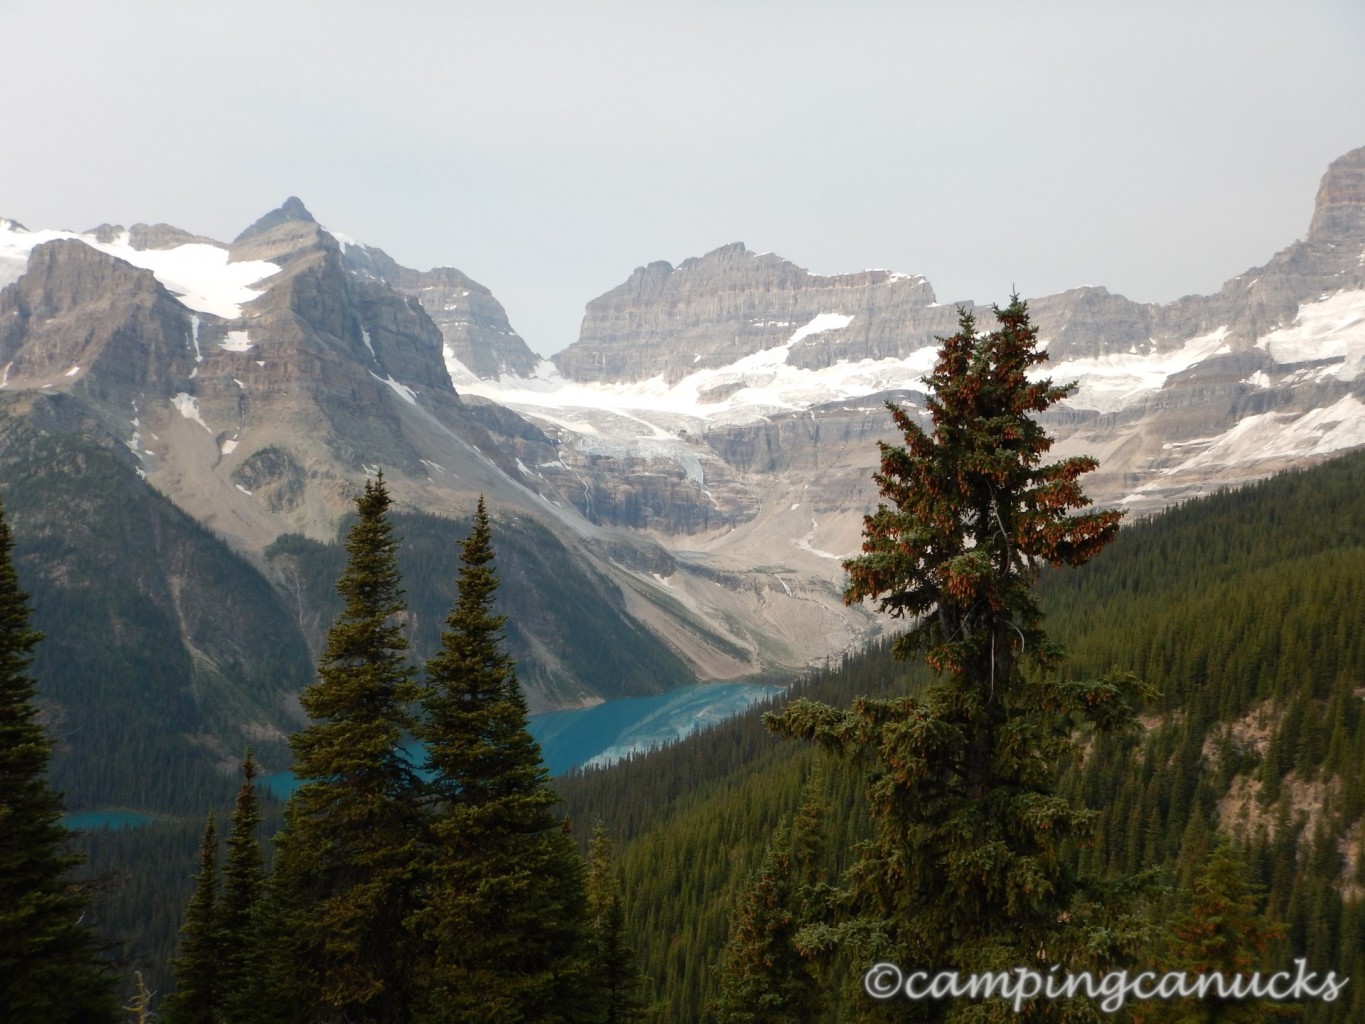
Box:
[1308, 145, 1365, 242]
[555, 243, 942, 383]
[89, 222, 223, 250]
[234, 195, 318, 243]
[340, 240, 541, 378]
[3, 145, 1364, 720]
[0, 240, 197, 398]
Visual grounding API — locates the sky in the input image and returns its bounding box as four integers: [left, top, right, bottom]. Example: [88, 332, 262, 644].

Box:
[3, 1, 1364, 358]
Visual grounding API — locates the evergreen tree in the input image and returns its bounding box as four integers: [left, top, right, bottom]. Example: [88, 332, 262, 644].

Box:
[0, 496, 117, 1024]
[710, 769, 829, 1024]
[586, 822, 645, 1024]
[165, 814, 220, 1024]
[412, 496, 593, 1023]
[1134, 842, 1297, 1024]
[218, 753, 268, 1024]
[768, 300, 1141, 1021]
[272, 473, 423, 1023]
[710, 825, 824, 1024]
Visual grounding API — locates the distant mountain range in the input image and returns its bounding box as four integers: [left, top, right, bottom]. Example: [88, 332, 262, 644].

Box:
[1, 145, 1362, 805]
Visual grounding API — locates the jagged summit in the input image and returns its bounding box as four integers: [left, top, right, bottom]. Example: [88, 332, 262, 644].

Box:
[1, 143, 1362, 712]
[554, 241, 939, 383]
[335, 239, 541, 380]
[86, 222, 223, 251]
[233, 196, 317, 244]
[1308, 145, 1365, 243]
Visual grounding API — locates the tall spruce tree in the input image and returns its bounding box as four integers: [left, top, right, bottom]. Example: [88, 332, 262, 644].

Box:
[769, 300, 1142, 1022]
[217, 753, 268, 1024]
[272, 473, 422, 1023]
[0, 496, 117, 1024]
[1158, 845, 1297, 1023]
[412, 496, 593, 1023]
[166, 814, 220, 1024]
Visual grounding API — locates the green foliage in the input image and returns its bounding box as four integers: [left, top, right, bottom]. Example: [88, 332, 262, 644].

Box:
[587, 823, 646, 1024]
[0, 495, 118, 1024]
[217, 755, 268, 1024]
[768, 300, 1137, 1021]
[271, 473, 424, 1023]
[411, 496, 594, 1023]
[165, 814, 219, 1024]
[841, 301, 1121, 675]
[164, 756, 272, 1024]
[709, 774, 830, 1024]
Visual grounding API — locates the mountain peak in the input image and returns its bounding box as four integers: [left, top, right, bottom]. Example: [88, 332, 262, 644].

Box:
[233, 196, 317, 244]
[1307, 146, 1365, 243]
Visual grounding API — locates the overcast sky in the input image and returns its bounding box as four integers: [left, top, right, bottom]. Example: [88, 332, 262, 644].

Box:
[4, 1, 1364, 356]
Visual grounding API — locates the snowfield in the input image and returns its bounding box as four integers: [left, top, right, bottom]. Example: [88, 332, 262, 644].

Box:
[0, 220, 278, 320]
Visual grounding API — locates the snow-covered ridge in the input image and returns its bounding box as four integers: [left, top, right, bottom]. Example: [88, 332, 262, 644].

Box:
[451, 313, 937, 432]
[451, 313, 1244, 429]
[0, 221, 279, 320]
[1257, 289, 1365, 381]
[455, 285, 1365, 519]
[1046, 328, 1232, 415]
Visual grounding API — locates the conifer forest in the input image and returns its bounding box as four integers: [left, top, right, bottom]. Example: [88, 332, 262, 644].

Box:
[4, 300, 1365, 1023]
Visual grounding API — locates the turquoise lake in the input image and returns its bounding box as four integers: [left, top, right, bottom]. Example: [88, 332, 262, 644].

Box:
[61, 682, 786, 819]
[260, 680, 784, 798]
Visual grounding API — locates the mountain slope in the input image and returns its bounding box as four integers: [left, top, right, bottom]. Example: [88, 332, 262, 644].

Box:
[440, 146, 1365, 682]
[0, 203, 724, 713]
[0, 402, 310, 812]
[556, 449, 1365, 1022]
[1, 146, 1362, 731]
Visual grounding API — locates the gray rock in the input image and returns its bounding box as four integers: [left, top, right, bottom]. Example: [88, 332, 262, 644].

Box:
[554, 243, 941, 383]
[233, 196, 316, 244]
[339, 239, 540, 378]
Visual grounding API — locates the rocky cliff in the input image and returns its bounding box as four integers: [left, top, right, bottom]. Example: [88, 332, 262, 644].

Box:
[455, 146, 1365, 675]
[3, 145, 1364, 727]
[555, 242, 942, 383]
[0, 239, 197, 394]
[339, 236, 541, 379]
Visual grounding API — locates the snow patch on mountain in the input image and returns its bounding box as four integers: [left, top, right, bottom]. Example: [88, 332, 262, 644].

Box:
[1179, 395, 1365, 469]
[1047, 328, 1231, 414]
[372, 372, 418, 405]
[171, 393, 211, 432]
[453, 313, 937, 430]
[1258, 289, 1365, 379]
[0, 221, 278, 319]
[1122, 394, 1365, 509]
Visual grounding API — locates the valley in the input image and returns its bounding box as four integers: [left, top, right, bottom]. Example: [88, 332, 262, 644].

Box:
[1, 141, 1363, 1023]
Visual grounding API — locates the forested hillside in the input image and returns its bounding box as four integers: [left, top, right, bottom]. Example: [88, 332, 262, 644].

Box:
[558, 449, 1365, 1022]
[0, 400, 695, 820]
[49, 445, 1365, 1020]
[0, 413, 311, 814]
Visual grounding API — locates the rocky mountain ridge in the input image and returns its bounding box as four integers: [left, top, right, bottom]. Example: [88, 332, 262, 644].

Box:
[0, 202, 704, 716]
[465, 145, 1365, 529]
[2, 146, 1363, 728]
